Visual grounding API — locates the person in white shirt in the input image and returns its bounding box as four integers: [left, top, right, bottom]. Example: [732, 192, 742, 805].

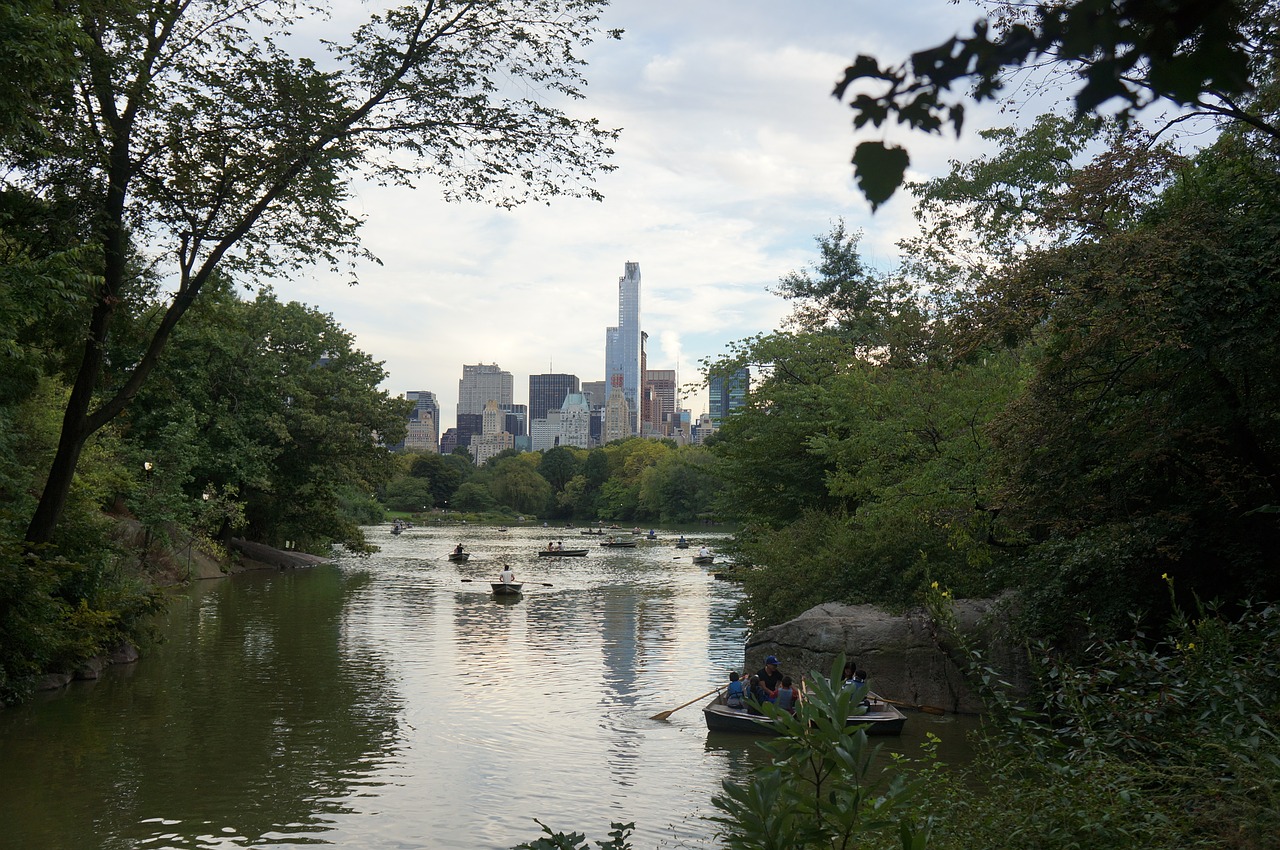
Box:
[499, 565, 516, 584]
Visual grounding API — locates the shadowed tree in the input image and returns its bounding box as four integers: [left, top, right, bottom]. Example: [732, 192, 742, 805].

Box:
[6, 0, 620, 545]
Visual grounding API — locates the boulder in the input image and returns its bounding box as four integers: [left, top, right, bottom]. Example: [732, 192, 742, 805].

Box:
[744, 597, 1028, 715]
[107, 642, 140, 665]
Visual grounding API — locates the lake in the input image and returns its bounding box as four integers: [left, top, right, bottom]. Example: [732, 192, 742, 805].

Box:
[0, 524, 975, 849]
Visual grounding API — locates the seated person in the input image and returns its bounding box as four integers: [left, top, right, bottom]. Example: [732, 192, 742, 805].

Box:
[725, 671, 746, 709]
[775, 676, 800, 714]
[757, 655, 784, 691]
[747, 674, 775, 714]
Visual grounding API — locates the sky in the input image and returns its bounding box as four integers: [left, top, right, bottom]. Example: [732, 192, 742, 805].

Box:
[272, 0, 1015, 429]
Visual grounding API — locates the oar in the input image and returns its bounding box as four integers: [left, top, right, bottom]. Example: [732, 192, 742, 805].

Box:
[650, 687, 722, 721]
[879, 696, 946, 715]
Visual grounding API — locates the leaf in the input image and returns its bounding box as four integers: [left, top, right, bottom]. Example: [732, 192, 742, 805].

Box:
[851, 142, 910, 211]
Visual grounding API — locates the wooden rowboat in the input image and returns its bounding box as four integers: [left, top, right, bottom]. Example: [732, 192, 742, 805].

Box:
[491, 582, 523, 595]
[537, 548, 588, 557]
[692, 555, 715, 565]
[601, 539, 637, 548]
[703, 693, 906, 736]
[448, 552, 470, 563]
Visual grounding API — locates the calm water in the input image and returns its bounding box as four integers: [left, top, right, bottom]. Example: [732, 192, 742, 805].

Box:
[0, 525, 974, 849]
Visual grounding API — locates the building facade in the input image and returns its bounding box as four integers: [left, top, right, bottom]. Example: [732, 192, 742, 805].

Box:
[529, 373, 580, 423]
[458, 363, 513, 418]
[404, 390, 440, 452]
[557, 392, 592, 449]
[709, 367, 750, 427]
[471, 399, 515, 465]
[642, 369, 677, 436]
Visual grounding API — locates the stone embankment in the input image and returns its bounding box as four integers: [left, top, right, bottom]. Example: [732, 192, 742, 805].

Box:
[743, 598, 1029, 715]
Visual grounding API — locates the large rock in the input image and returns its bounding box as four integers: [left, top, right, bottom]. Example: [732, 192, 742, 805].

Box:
[744, 598, 1027, 715]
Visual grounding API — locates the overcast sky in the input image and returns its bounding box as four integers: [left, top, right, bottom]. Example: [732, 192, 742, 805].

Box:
[273, 0, 1015, 428]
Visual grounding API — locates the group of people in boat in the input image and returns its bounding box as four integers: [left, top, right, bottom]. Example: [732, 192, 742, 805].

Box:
[545, 541, 566, 551]
[723, 656, 869, 715]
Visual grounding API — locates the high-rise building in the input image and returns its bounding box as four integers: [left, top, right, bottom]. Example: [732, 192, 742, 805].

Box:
[557, 392, 592, 448]
[709, 367, 750, 427]
[471, 399, 515, 465]
[455, 413, 483, 448]
[529, 373, 580, 423]
[458, 363, 513, 419]
[502, 403, 527, 439]
[642, 369, 677, 436]
[603, 261, 641, 436]
[581, 380, 606, 410]
[603, 374, 632, 444]
[404, 390, 440, 452]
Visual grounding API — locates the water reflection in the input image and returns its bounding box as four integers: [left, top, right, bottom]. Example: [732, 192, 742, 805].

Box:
[0, 567, 402, 849]
[0, 524, 973, 850]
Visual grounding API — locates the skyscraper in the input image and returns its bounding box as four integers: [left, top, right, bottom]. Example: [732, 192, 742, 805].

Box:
[642, 369, 677, 436]
[458, 363, 513, 420]
[529, 373, 580, 423]
[709, 367, 750, 427]
[603, 261, 641, 436]
[405, 390, 440, 452]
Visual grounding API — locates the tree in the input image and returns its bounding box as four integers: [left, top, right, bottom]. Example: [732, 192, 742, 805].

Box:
[122, 285, 409, 551]
[834, 0, 1278, 207]
[489, 456, 553, 515]
[8, 0, 619, 545]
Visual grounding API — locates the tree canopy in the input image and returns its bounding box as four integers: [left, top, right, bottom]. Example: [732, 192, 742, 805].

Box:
[836, 0, 1279, 207]
[3, 0, 619, 545]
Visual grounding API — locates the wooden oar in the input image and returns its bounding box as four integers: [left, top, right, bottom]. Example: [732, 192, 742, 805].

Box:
[879, 696, 946, 715]
[650, 687, 722, 721]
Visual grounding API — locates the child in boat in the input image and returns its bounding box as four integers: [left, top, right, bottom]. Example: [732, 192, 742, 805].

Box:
[725, 671, 746, 709]
[747, 674, 775, 714]
[775, 676, 800, 714]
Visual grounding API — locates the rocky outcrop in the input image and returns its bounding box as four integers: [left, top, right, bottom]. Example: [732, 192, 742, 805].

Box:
[744, 597, 1029, 715]
[228, 538, 329, 570]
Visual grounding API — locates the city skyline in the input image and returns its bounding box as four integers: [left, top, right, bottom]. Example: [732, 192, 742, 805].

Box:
[271, 1, 1028, 434]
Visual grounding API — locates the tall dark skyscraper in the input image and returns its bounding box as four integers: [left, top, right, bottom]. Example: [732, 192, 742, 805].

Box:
[529, 373, 580, 423]
[709, 367, 750, 427]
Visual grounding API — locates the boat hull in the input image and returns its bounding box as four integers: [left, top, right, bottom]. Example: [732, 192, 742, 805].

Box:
[537, 549, 588, 557]
[448, 553, 470, 563]
[601, 542, 637, 548]
[702, 696, 906, 736]
[491, 582, 523, 595]
[692, 556, 714, 565]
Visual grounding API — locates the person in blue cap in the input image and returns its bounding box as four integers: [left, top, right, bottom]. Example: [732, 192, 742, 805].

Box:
[757, 655, 784, 692]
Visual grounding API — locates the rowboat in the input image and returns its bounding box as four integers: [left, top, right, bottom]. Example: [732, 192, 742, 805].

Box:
[703, 693, 906, 736]
[537, 548, 588, 557]
[448, 552, 470, 563]
[675, 541, 689, 549]
[580, 529, 605, 535]
[491, 582, 523, 595]
[692, 555, 714, 565]
[601, 539, 637, 548]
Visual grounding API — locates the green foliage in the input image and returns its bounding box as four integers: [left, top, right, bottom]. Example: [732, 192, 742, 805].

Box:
[380, 476, 435, 513]
[709, 222, 1024, 625]
[512, 820, 634, 850]
[122, 285, 409, 553]
[833, 0, 1272, 205]
[709, 655, 930, 850]
[487, 456, 554, 515]
[913, 590, 1280, 850]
